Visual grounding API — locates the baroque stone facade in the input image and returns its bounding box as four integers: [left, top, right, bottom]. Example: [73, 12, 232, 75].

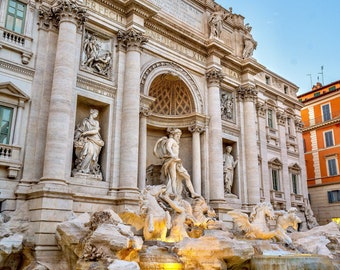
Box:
[0, 0, 308, 266]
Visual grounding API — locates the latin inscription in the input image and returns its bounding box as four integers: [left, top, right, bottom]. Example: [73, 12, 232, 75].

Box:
[148, 0, 203, 30]
[86, 0, 125, 24]
[145, 29, 206, 63]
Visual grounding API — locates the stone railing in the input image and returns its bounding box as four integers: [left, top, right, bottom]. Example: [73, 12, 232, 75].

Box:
[290, 193, 304, 207]
[0, 143, 22, 178]
[0, 27, 33, 64]
[270, 190, 285, 202]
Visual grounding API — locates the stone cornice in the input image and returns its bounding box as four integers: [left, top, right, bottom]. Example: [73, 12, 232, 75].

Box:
[302, 117, 340, 133]
[76, 75, 116, 98]
[205, 39, 233, 58]
[147, 112, 209, 130]
[240, 58, 264, 76]
[123, 0, 159, 19]
[0, 59, 35, 78]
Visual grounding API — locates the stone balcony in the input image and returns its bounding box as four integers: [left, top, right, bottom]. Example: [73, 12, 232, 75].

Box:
[0, 27, 33, 64]
[290, 193, 305, 208]
[270, 190, 286, 209]
[0, 143, 22, 178]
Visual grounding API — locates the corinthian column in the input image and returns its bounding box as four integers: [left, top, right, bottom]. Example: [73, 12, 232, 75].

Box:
[117, 30, 148, 193]
[41, 0, 86, 183]
[237, 85, 260, 205]
[206, 69, 225, 202]
[188, 123, 205, 195]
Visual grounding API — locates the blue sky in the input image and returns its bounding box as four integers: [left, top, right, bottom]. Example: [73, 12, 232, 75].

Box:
[216, 0, 340, 94]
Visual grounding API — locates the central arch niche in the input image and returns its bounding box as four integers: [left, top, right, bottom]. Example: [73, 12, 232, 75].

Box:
[148, 73, 195, 116]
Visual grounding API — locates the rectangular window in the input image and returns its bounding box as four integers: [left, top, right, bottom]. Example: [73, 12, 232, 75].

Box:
[265, 76, 270, 85]
[287, 117, 292, 135]
[292, 174, 298, 194]
[324, 130, 334, 147]
[322, 104, 331, 121]
[329, 86, 336, 91]
[284, 86, 288, 94]
[5, 0, 26, 34]
[327, 158, 338, 176]
[328, 190, 340, 203]
[0, 105, 13, 144]
[268, 109, 274, 128]
[272, 169, 279, 191]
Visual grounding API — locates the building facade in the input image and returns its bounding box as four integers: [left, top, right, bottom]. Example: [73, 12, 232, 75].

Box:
[0, 0, 309, 263]
[299, 81, 340, 225]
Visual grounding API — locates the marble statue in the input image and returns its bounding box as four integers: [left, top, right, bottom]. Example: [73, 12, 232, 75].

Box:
[208, 5, 230, 39]
[223, 146, 238, 194]
[120, 185, 171, 242]
[242, 23, 257, 59]
[228, 202, 300, 245]
[275, 207, 302, 232]
[73, 109, 104, 178]
[153, 128, 200, 198]
[82, 32, 112, 76]
[220, 92, 233, 120]
[159, 192, 196, 242]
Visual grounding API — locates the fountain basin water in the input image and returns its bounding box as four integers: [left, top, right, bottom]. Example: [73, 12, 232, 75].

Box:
[251, 254, 335, 270]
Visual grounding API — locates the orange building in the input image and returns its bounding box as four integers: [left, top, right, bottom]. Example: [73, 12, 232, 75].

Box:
[298, 80, 340, 224]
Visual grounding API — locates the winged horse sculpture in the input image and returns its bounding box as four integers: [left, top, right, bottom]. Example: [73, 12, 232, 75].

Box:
[228, 202, 297, 245]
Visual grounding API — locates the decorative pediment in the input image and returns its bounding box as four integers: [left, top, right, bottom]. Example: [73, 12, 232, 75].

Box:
[289, 163, 301, 172]
[0, 82, 30, 101]
[268, 157, 282, 168]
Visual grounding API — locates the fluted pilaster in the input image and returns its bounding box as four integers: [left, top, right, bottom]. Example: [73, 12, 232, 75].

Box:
[206, 68, 225, 202]
[237, 84, 260, 205]
[188, 123, 205, 195]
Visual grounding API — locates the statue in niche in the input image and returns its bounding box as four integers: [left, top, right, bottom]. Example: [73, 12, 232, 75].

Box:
[242, 23, 257, 59]
[223, 146, 238, 194]
[208, 5, 230, 39]
[220, 92, 233, 120]
[153, 128, 200, 199]
[73, 109, 104, 179]
[82, 32, 112, 76]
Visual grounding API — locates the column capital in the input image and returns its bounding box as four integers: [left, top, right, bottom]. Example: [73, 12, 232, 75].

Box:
[117, 29, 148, 51]
[206, 68, 224, 86]
[38, 5, 58, 30]
[276, 111, 287, 126]
[237, 84, 258, 102]
[294, 119, 304, 132]
[256, 101, 267, 118]
[188, 123, 206, 134]
[51, 0, 87, 26]
[140, 106, 152, 117]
